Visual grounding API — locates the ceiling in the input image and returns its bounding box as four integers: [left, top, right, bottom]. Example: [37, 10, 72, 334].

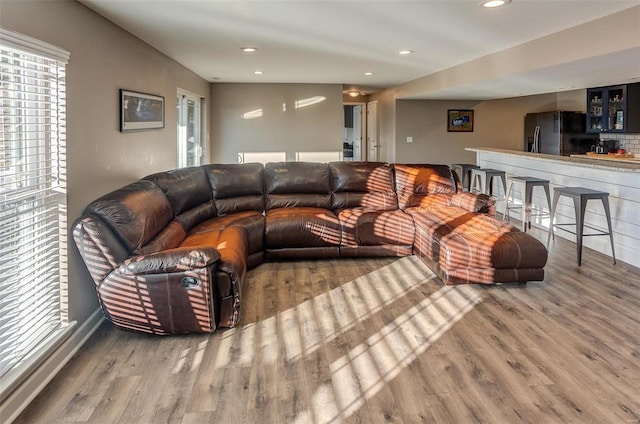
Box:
[80, 0, 640, 100]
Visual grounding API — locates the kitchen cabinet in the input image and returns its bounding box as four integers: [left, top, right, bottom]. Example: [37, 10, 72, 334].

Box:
[586, 83, 640, 133]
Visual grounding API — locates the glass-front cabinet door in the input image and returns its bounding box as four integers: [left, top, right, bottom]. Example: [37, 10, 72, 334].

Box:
[587, 88, 604, 132]
[587, 85, 627, 133]
[607, 86, 626, 132]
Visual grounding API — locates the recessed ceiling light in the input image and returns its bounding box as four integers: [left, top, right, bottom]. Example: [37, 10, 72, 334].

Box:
[254, 70, 264, 75]
[241, 46, 258, 52]
[364, 72, 374, 76]
[398, 50, 414, 55]
[478, 0, 510, 8]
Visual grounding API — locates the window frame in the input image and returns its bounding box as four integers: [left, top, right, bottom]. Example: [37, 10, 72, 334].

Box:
[0, 28, 75, 403]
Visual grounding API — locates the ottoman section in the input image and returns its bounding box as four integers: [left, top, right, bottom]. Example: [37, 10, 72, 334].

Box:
[409, 206, 547, 285]
[438, 231, 548, 280]
[409, 207, 515, 262]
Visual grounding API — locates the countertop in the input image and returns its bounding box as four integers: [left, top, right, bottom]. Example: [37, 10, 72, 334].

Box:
[466, 148, 640, 173]
[569, 153, 640, 164]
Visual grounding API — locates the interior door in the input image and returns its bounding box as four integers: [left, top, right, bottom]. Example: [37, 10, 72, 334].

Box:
[352, 105, 362, 161]
[367, 100, 378, 161]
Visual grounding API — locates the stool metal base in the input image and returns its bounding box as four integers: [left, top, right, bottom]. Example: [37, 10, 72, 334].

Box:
[470, 168, 506, 199]
[451, 164, 479, 192]
[502, 176, 551, 232]
[547, 186, 616, 266]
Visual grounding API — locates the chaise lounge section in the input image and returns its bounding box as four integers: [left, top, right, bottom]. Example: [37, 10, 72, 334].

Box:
[73, 161, 548, 335]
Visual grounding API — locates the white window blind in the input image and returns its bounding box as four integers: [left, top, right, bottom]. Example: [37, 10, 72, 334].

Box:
[0, 28, 71, 395]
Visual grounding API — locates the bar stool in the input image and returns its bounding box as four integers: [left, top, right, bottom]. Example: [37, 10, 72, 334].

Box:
[547, 187, 616, 266]
[502, 176, 551, 232]
[470, 168, 507, 199]
[451, 164, 479, 192]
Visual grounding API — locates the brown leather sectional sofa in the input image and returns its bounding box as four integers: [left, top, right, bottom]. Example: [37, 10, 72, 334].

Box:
[73, 162, 547, 335]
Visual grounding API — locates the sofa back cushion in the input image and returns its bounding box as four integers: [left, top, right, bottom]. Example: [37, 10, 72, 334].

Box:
[204, 163, 265, 215]
[144, 167, 217, 231]
[73, 215, 131, 285]
[394, 164, 456, 209]
[143, 167, 213, 215]
[265, 162, 331, 209]
[330, 161, 397, 210]
[84, 180, 174, 254]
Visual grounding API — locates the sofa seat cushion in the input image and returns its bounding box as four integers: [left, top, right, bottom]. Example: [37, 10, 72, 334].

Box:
[190, 211, 265, 256]
[338, 208, 414, 247]
[181, 226, 248, 302]
[265, 207, 341, 249]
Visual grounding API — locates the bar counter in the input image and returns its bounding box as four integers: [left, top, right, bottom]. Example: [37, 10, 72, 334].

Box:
[466, 148, 640, 268]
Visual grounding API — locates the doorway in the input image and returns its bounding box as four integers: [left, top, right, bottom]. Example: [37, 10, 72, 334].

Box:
[343, 103, 364, 161]
[367, 100, 378, 161]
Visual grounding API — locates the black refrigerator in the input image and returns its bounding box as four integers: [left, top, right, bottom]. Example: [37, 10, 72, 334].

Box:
[524, 111, 599, 156]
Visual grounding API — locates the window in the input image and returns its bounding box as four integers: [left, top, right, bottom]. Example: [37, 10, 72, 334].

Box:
[177, 90, 203, 167]
[0, 29, 72, 397]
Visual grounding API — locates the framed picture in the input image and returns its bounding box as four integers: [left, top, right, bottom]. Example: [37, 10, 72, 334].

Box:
[447, 109, 474, 132]
[120, 89, 165, 132]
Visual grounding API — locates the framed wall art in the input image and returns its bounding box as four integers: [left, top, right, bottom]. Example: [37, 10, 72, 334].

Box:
[120, 89, 165, 132]
[447, 109, 474, 132]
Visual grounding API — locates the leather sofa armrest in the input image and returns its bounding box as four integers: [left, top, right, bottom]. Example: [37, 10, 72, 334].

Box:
[119, 247, 221, 275]
[450, 192, 496, 214]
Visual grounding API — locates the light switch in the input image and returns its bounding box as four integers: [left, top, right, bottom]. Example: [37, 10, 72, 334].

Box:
[407, 136, 413, 143]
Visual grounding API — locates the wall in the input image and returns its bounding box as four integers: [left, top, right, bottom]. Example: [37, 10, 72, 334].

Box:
[0, 1, 209, 416]
[392, 90, 585, 165]
[210, 83, 343, 163]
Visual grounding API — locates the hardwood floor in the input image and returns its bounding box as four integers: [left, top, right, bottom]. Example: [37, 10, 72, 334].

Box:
[14, 228, 640, 424]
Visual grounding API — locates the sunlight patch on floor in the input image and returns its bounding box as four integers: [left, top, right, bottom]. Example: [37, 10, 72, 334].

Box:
[322, 285, 480, 423]
[208, 256, 482, 423]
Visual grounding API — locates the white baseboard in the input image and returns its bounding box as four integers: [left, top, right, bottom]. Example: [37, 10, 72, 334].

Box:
[0, 309, 105, 424]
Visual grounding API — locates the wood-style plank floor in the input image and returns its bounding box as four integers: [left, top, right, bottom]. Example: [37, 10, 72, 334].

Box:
[14, 228, 640, 424]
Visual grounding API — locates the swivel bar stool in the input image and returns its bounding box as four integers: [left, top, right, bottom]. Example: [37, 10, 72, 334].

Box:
[451, 163, 479, 192]
[547, 186, 616, 266]
[502, 176, 551, 232]
[470, 168, 507, 199]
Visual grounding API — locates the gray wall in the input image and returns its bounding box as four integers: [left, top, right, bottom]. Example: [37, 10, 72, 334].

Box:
[393, 90, 586, 165]
[0, 0, 210, 327]
[210, 83, 343, 163]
